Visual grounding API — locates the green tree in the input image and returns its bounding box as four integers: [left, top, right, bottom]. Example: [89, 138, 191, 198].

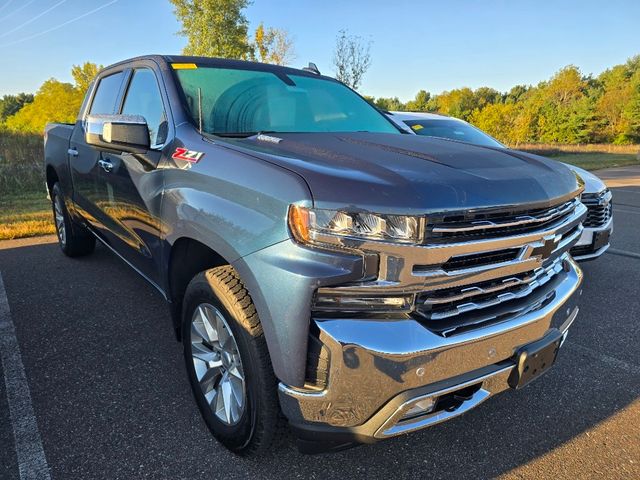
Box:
[545, 66, 585, 105]
[5, 79, 81, 133]
[592, 57, 640, 143]
[170, 0, 253, 59]
[405, 90, 431, 111]
[429, 87, 477, 120]
[0, 93, 34, 123]
[71, 62, 102, 95]
[374, 97, 405, 111]
[469, 103, 519, 144]
[361, 95, 376, 106]
[4, 62, 100, 133]
[473, 87, 501, 109]
[252, 22, 295, 65]
[620, 69, 640, 143]
[504, 85, 529, 104]
[534, 66, 596, 143]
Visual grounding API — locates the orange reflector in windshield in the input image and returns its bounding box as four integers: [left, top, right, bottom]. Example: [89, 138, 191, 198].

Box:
[171, 63, 198, 70]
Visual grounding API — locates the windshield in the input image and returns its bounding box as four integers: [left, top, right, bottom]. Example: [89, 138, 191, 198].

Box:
[173, 66, 399, 136]
[404, 119, 504, 148]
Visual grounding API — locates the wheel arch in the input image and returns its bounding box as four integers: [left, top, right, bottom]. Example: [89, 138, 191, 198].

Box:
[166, 236, 230, 338]
[165, 235, 315, 387]
[45, 165, 59, 196]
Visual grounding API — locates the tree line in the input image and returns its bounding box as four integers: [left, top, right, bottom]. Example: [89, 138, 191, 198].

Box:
[368, 56, 640, 145]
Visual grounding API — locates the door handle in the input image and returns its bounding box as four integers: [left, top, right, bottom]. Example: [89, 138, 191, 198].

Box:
[68, 148, 79, 157]
[98, 159, 113, 173]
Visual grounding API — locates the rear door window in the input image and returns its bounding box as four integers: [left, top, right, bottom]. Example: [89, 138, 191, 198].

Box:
[89, 72, 124, 115]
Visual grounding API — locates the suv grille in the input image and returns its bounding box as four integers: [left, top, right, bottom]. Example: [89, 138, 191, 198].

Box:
[581, 190, 612, 228]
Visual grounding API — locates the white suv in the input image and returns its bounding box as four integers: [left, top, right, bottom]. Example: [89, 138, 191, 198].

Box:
[387, 111, 612, 261]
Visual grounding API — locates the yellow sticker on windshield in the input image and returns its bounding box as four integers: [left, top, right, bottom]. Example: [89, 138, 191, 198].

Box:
[411, 124, 424, 131]
[171, 63, 198, 70]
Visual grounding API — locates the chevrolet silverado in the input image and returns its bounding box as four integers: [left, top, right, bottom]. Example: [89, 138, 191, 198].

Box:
[44, 55, 586, 455]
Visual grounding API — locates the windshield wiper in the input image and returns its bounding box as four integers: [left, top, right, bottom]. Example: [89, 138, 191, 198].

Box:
[210, 131, 277, 138]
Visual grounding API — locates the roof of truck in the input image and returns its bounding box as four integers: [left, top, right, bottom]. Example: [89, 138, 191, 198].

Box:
[101, 54, 332, 80]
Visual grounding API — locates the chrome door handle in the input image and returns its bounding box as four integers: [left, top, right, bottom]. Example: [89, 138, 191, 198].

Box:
[67, 148, 79, 157]
[98, 159, 113, 173]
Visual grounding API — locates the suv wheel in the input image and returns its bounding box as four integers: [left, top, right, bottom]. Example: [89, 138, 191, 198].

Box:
[51, 182, 95, 257]
[182, 266, 285, 455]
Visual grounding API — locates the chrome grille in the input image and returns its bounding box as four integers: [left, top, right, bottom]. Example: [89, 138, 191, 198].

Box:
[417, 280, 558, 337]
[581, 190, 612, 228]
[416, 256, 565, 322]
[424, 249, 522, 273]
[425, 199, 579, 243]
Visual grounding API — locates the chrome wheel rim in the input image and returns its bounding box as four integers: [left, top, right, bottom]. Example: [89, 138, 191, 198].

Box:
[190, 303, 246, 425]
[54, 195, 66, 246]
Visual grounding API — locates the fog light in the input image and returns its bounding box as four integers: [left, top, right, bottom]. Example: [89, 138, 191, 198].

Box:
[402, 397, 436, 420]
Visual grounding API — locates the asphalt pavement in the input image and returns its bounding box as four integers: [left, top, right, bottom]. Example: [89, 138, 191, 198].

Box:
[0, 166, 639, 480]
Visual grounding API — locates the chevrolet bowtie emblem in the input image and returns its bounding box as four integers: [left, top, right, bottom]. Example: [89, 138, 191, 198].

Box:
[531, 236, 561, 259]
[596, 190, 612, 206]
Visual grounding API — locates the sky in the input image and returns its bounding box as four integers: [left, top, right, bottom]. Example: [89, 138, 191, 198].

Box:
[0, 0, 638, 101]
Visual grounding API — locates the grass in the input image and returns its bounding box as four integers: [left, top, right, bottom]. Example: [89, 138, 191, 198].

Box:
[515, 143, 640, 155]
[514, 142, 640, 170]
[0, 131, 52, 240]
[543, 152, 639, 171]
[0, 191, 54, 240]
[0, 130, 45, 194]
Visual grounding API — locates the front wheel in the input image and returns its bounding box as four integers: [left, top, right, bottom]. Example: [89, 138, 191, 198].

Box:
[182, 266, 285, 455]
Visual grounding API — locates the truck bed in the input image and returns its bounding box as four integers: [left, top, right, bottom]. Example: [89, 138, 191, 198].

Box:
[44, 123, 74, 174]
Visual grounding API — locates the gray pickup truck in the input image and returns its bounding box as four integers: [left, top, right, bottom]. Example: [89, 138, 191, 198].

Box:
[44, 55, 586, 455]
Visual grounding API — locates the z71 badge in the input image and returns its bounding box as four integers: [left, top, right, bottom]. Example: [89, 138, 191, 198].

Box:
[172, 147, 204, 163]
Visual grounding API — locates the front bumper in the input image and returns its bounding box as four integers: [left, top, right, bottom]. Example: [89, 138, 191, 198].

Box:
[570, 216, 613, 261]
[279, 255, 583, 451]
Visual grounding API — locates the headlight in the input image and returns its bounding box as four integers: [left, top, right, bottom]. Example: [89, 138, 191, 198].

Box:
[288, 205, 423, 246]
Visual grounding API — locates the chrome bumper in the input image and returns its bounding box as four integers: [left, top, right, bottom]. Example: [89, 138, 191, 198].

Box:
[279, 255, 583, 441]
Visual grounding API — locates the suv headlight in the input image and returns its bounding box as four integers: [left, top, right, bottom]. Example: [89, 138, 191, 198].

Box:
[288, 205, 423, 246]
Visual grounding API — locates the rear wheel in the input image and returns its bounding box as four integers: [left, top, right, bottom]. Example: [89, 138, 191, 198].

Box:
[51, 183, 95, 257]
[182, 266, 285, 455]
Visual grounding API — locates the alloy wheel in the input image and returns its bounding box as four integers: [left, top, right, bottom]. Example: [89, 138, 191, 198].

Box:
[190, 303, 246, 425]
[54, 195, 66, 246]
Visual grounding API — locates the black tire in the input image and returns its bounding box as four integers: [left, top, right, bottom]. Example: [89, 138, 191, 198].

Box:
[51, 182, 95, 257]
[182, 266, 286, 455]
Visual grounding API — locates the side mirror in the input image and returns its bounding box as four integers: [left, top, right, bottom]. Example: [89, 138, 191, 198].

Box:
[85, 114, 150, 153]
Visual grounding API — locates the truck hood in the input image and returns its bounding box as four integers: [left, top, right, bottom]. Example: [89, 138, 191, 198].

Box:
[218, 132, 580, 214]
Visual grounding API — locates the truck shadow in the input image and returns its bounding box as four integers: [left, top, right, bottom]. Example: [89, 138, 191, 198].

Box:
[0, 210, 637, 479]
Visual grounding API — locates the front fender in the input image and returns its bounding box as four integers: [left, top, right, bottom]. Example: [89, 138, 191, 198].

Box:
[233, 240, 364, 387]
[160, 130, 314, 262]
